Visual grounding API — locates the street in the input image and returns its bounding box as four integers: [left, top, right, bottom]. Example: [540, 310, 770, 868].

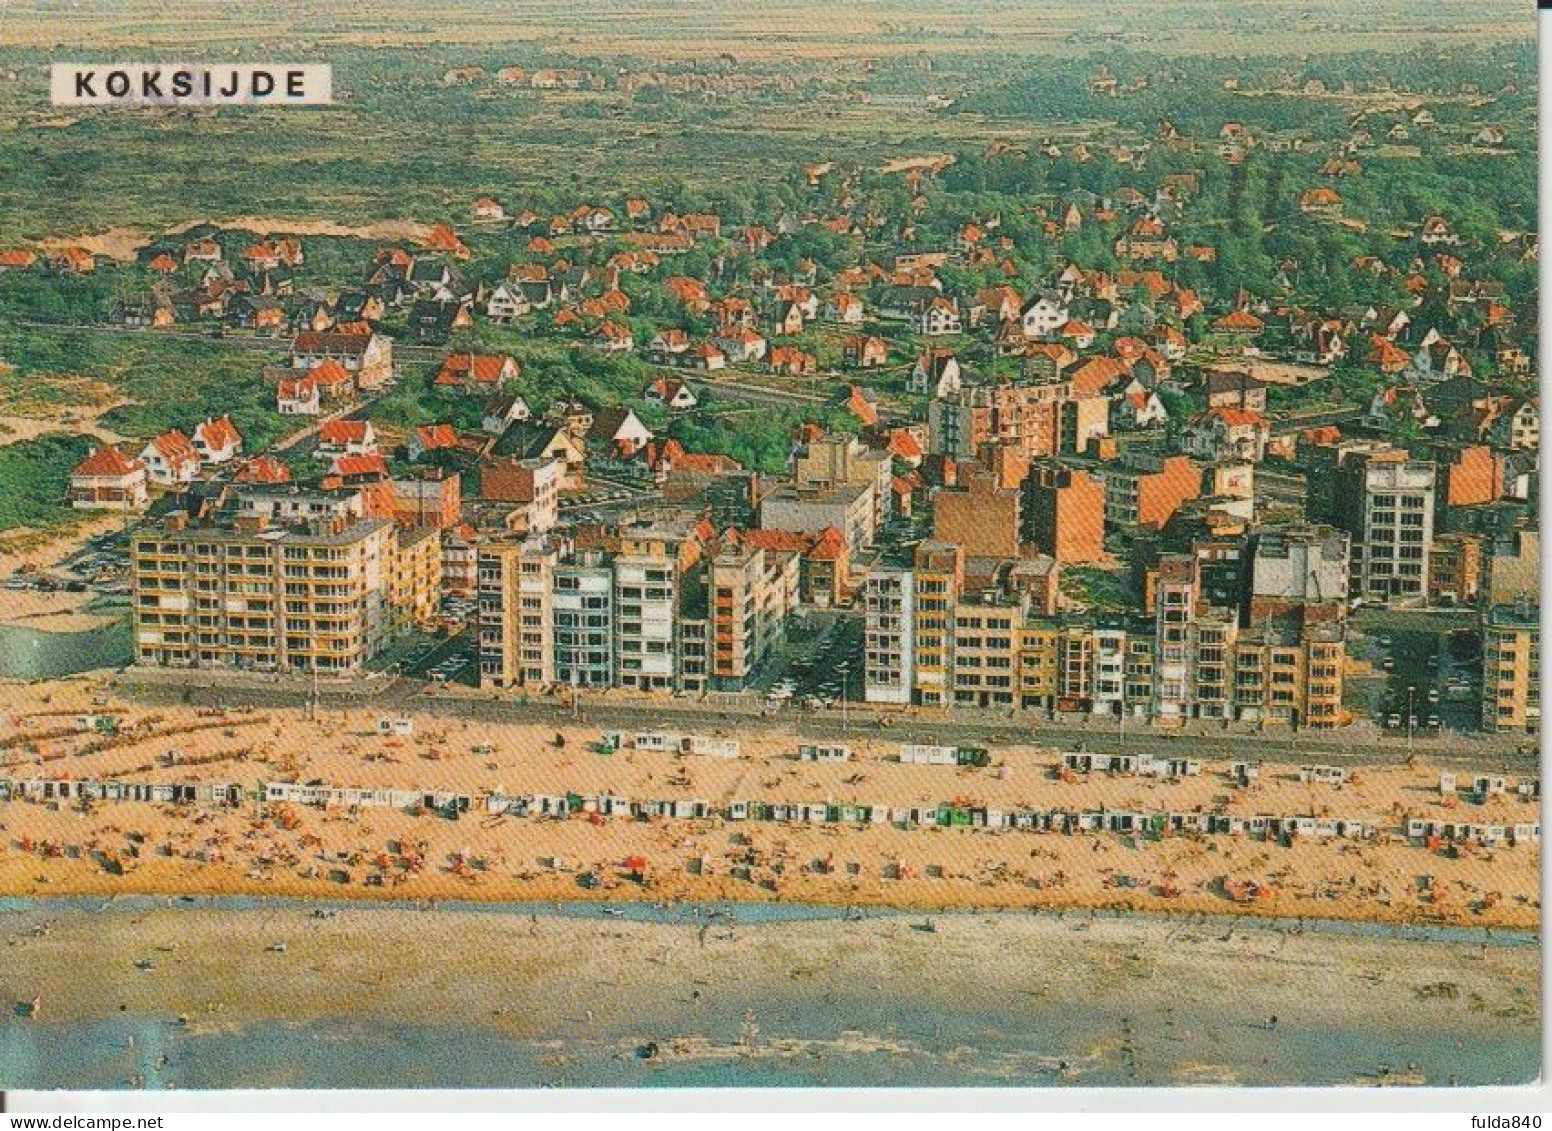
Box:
[119, 672, 1539, 774]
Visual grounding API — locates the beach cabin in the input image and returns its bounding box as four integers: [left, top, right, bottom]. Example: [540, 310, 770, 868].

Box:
[798, 744, 852, 763]
[1516, 779, 1540, 799]
[1472, 775, 1507, 798]
[377, 717, 414, 737]
[1298, 765, 1349, 786]
[1230, 761, 1261, 786]
[1439, 773, 1457, 796]
[686, 736, 740, 759]
[900, 744, 960, 766]
[74, 713, 119, 734]
[1512, 823, 1541, 846]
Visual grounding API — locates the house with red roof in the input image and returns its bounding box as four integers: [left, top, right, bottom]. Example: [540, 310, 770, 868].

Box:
[885, 428, 925, 467]
[233, 454, 292, 485]
[68, 444, 148, 511]
[191, 415, 244, 466]
[1299, 187, 1343, 217]
[330, 453, 390, 482]
[424, 223, 471, 258]
[1058, 319, 1097, 349]
[645, 377, 698, 412]
[410, 423, 461, 461]
[435, 352, 520, 390]
[714, 325, 767, 364]
[291, 330, 393, 389]
[839, 386, 879, 428]
[276, 374, 321, 415]
[317, 419, 378, 460]
[0, 249, 37, 272]
[139, 429, 201, 486]
[842, 334, 888, 370]
[590, 321, 635, 353]
[768, 346, 817, 378]
[825, 291, 865, 325]
[1209, 309, 1266, 353]
[1180, 406, 1270, 463]
[51, 247, 96, 274]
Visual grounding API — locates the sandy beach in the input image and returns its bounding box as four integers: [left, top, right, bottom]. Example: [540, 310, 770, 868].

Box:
[0, 676, 1539, 930]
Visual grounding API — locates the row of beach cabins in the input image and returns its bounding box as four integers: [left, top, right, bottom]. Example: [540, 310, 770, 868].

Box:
[606, 732, 1540, 804]
[3, 775, 1539, 848]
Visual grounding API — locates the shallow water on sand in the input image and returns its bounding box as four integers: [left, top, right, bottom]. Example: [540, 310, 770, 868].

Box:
[3, 998, 1538, 1089]
[0, 898, 1539, 1089]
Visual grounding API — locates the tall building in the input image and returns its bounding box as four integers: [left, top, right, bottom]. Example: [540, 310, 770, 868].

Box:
[790, 433, 891, 533]
[1153, 554, 1196, 723]
[133, 510, 401, 673]
[709, 543, 799, 690]
[1025, 463, 1105, 564]
[932, 464, 1021, 560]
[863, 565, 915, 705]
[1249, 526, 1350, 615]
[911, 540, 963, 707]
[1336, 450, 1436, 603]
[1103, 453, 1201, 531]
[476, 534, 565, 689]
[552, 551, 615, 689]
[1482, 602, 1540, 733]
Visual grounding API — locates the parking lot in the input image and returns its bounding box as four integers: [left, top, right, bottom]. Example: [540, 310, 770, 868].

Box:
[556, 478, 651, 525]
[756, 610, 865, 710]
[1353, 620, 1482, 737]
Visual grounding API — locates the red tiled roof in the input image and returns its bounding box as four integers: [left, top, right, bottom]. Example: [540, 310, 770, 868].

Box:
[333, 454, 389, 478]
[319, 420, 370, 444]
[234, 455, 291, 484]
[295, 330, 370, 355]
[196, 415, 242, 451]
[415, 423, 459, 450]
[73, 444, 143, 478]
[308, 359, 353, 387]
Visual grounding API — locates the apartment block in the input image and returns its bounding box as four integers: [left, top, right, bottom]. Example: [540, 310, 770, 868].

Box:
[948, 592, 1022, 707]
[552, 551, 615, 688]
[932, 465, 1021, 560]
[1153, 554, 1196, 723]
[1249, 525, 1350, 616]
[476, 533, 565, 689]
[1428, 533, 1482, 606]
[133, 511, 398, 673]
[763, 475, 873, 551]
[1103, 453, 1201, 530]
[791, 433, 891, 531]
[863, 566, 915, 705]
[1025, 463, 1105, 564]
[391, 526, 443, 626]
[709, 543, 799, 690]
[1336, 450, 1436, 603]
[912, 540, 963, 707]
[1482, 603, 1540, 733]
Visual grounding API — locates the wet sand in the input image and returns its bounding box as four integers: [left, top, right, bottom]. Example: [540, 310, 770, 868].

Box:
[0, 902, 1537, 1088]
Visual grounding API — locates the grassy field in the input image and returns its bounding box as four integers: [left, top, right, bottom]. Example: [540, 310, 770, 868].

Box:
[0, 0, 1530, 55]
[0, 325, 289, 449]
[0, 0, 1533, 241]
